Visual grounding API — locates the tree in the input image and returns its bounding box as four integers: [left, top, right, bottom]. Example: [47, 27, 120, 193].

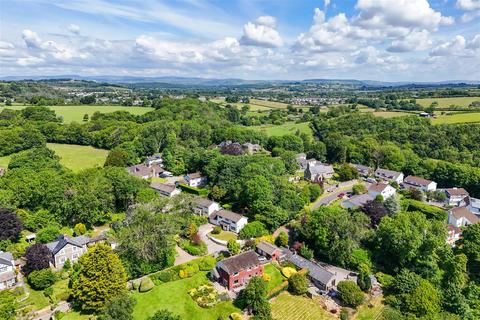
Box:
[239, 221, 268, 239]
[458, 223, 480, 279]
[36, 226, 60, 243]
[299, 245, 313, 260]
[0, 208, 22, 242]
[104, 149, 132, 167]
[406, 188, 423, 201]
[27, 269, 57, 290]
[275, 231, 288, 247]
[337, 281, 364, 307]
[362, 200, 389, 227]
[336, 164, 359, 181]
[352, 183, 367, 195]
[74, 223, 87, 236]
[98, 294, 136, 320]
[242, 276, 272, 319]
[83, 114, 89, 122]
[404, 279, 441, 317]
[288, 273, 308, 295]
[147, 310, 181, 320]
[227, 239, 240, 255]
[384, 195, 400, 215]
[356, 266, 372, 292]
[72, 244, 127, 311]
[23, 243, 51, 275]
[0, 291, 16, 320]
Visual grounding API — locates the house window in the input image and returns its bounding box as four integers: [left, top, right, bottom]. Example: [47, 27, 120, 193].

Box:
[59, 248, 65, 255]
[72, 254, 79, 261]
[60, 257, 66, 264]
[234, 280, 239, 284]
[72, 246, 77, 252]
[233, 272, 239, 276]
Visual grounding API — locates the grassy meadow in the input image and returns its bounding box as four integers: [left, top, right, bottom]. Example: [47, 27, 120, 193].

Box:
[251, 122, 313, 137]
[0, 105, 154, 123]
[431, 112, 480, 125]
[46, 143, 108, 171]
[416, 97, 480, 108]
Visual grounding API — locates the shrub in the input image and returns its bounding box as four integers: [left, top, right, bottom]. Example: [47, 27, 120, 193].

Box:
[139, 277, 154, 292]
[275, 231, 288, 247]
[73, 223, 87, 236]
[197, 256, 216, 271]
[212, 226, 222, 235]
[263, 274, 271, 282]
[227, 239, 240, 255]
[179, 239, 207, 256]
[288, 273, 308, 295]
[376, 272, 395, 288]
[337, 281, 364, 307]
[43, 286, 54, 298]
[281, 267, 297, 278]
[230, 313, 243, 320]
[340, 308, 349, 320]
[36, 226, 60, 243]
[238, 221, 268, 239]
[188, 283, 219, 308]
[28, 269, 57, 290]
[299, 245, 313, 260]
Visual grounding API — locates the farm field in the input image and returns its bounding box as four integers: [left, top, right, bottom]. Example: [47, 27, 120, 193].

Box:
[132, 272, 239, 320]
[271, 292, 336, 320]
[358, 108, 414, 118]
[431, 112, 480, 125]
[0, 105, 154, 123]
[251, 122, 313, 137]
[46, 143, 108, 171]
[212, 98, 311, 112]
[416, 96, 480, 108]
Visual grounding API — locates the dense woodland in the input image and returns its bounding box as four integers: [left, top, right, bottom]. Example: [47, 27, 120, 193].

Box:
[1, 94, 480, 320]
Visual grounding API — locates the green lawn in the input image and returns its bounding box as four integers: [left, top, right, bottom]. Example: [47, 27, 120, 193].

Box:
[431, 112, 480, 125]
[0, 105, 154, 123]
[0, 154, 11, 168]
[264, 263, 286, 291]
[251, 122, 313, 137]
[271, 292, 336, 320]
[132, 272, 239, 320]
[47, 143, 109, 171]
[416, 96, 480, 108]
[369, 111, 413, 118]
[208, 231, 237, 242]
[353, 296, 385, 320]
[18, 279, 70, 313]
[61, 312, 91, 320]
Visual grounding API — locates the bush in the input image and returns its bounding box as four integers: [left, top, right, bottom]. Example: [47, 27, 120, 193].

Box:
[275, 231, 288, 247]
[36, 226, 60, 243]
[179, 239, 207, 256]
[288, 273, 308, 295]
[73, 223, 87, 236]
[263, 274, 271, 282]
[337, 281, 364, 307]
[139, 277, 155, 292]
[299, 245, 313, 260]
[188, 283, 219, 308]
[227, 239, 240, 255]
[28, 269, 57, 290]
[281, 267, 297, 278]
[212, 226, 222, 235]
[340, 308, 349, 320]
[197, 256, 216, 271]
[352, 184, 367, 195]
[230, 313, 243, 320]
[238, 221, 268, 239]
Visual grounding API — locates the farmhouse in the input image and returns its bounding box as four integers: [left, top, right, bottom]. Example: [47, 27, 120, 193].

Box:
[46, 235, 90, 268]
[193, 197, 220, 216]
[304, 161, 335, 182]
[444, 188, 470, 206]
[150, 182, 181, 197]
[350, 163, 373, 177]
[209, 209, 248, 233]
[341, 193, 374, 209]
[213, 251, 263, 291]
[0, 251, 16, 290]
[448, 207, 480, 228]
[403, 175, 437, 192]
[374, 168, 404, 184]
[256, 241, 282, 262]
[184, 172, 207, 187]
[281, 249, 335, 291]
[368, 183, 396, 200]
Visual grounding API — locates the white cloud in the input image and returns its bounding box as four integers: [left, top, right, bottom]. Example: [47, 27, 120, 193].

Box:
[68, 24, 81, 35]
[324, 0, 331, 8]
[240, 18, 284, 48]
[0, 41, 15, 57]
[456, 0, 480, 10]
[429, 34, 480, 56]
[387, 30, 432, 52]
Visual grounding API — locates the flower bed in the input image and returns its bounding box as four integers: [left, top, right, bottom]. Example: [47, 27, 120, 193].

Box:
[188, 283, 222, 308]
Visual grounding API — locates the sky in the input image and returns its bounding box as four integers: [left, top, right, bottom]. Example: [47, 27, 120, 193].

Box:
[0, 0, 479, 81]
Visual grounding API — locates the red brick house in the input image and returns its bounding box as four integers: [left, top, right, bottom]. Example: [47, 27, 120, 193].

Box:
[213, 251, 263, 290]
[255, 241, 281, 262]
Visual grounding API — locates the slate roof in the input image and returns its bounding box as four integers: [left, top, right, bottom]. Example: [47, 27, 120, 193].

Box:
[211, 209, 245, 223]
[368, 183, 390, 193]
[350, 163, 373, 174]
[445, 188, 469, 197]
[450, 207, 480, 224]
[375, 168, 402, 180]
[256, 241, 280, 256]
[307, 162, 334, 175]
[343, 194, 374, 207]
[465, 197, 480, 209]
[186, 172, 204, 179]
[150, 182, 177, 193]
[404, 175, 434, 187]
[0, 251, 14, 266]
[195, 197, 216, 208]
[282, 249, 334, 286]
[46, 235, 90, 255]
[217, 251, 260, 275]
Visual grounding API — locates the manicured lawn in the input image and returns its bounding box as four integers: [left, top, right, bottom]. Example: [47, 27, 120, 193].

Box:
[271, 292, 336, 320]
[353, 296, 385, 320]
[0, 105, 154, 123]
[431, 112, 480, 125]
[209, 231, 237, 242]
[416, 96, 480, 108]
[18, 279, 70, 312]
[264, 263, 286, 291]
[47, 143, 109, 171]
[251, 122, 313, 137]
[132, 272, 239, 320]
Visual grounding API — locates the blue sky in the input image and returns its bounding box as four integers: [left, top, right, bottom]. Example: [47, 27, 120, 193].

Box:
[0, 0, 479, 81]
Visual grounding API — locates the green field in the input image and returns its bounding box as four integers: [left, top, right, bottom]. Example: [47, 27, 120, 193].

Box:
[359, 108, 414, 118]
[431, 112, 480, 125]
[212, 98, 310, 112]
[0, 105, 154, 123]
[0, 155, 10, 168]
[47, 143, 108, 171]
[353, 296, 385, 320]
[251, 122, 313, 137]
[132, 272, 239, 320]
[417, 97, 480, 108]
[271, 292, 335, 320]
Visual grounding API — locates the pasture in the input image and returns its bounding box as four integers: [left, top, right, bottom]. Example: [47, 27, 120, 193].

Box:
[416, 97, 480, 108]
[212, 97, 310, 112]
[0, 105, 154, 123]
[271, 292, 335, 320]
[46, 143, 108, 171]
[431, 112, 480, 125]
[251, 122, 313, 137]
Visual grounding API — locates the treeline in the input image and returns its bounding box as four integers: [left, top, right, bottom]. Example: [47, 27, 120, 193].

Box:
[311, 113, 480, 196]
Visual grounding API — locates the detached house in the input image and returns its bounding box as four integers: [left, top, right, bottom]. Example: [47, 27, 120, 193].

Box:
[193, 197, 220, 216]
[445, 188, 469, 206]
[209, 209, 248, 233]
[448, 207, 480, 228]
[466, 197, 480, 215]
[305, 161, 335, 182]
[342, 193, 374, 209]
[0, 251, 16, 290]
[150, 182, 181, 197]
[368, 183, 396, 200]
[374, 168, 404, 184]
[184, 172, 207, 188]
[127, 163, 164, 180]
[403, 175, 437, 192]
[213, 251, 263, 290]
